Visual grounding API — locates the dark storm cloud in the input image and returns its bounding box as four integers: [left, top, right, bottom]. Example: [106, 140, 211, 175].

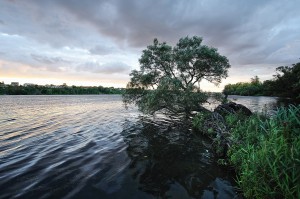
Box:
[1, 0, 300, 82]
[57, 0, 291, 48]
[0, 0, 106, 48]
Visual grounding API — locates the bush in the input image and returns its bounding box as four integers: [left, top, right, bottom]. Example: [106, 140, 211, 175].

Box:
[192, 112, 211, 133]
[227, 105, 300, 198]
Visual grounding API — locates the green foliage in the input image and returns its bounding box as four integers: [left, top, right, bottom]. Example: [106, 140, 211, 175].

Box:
[123, 36, 230, 116]
[0, 84, 124, 95]
[272, 62, 300, 99]
[227, 105, 300, 198]
[223, 77, 263, 96]
[223, 62, 300, 101]
[192, 112, 211, 133]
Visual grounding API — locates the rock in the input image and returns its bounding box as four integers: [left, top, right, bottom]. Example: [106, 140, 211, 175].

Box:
[197, 102, 252, 158]
[210, 102, 252, 158]
[214, 102, 252, 117]
[235, 104, 252, 116]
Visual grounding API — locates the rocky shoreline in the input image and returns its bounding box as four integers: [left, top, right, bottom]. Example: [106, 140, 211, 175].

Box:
[193, 102, 252, 158]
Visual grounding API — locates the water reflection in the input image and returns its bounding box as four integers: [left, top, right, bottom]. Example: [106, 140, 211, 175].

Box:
[122, 117, 240, 199]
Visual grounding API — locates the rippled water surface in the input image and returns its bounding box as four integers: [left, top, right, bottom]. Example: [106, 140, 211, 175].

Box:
[0, 95, 278, 198]
[228, 95, 279, 113]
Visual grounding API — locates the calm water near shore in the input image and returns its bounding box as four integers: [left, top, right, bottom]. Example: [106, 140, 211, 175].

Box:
[205, 95, 284, 115]
[228, 95, 280, 113]
[0, 95, 280, 198]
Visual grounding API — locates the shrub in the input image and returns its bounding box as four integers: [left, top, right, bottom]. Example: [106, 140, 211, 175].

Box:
[192, 112, 211, 134]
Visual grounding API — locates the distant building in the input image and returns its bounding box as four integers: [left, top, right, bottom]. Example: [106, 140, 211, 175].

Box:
[47, 84, 59, 88]
[24, 83, 36, 87]
[11, 82, 19, 86]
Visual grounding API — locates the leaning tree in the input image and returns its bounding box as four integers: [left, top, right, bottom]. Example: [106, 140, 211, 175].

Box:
[123, 36, 230, 117]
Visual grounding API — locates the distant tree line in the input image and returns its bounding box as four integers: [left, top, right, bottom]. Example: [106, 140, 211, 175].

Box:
[0, 84, 124, 95]
[223, 62, 300, 101]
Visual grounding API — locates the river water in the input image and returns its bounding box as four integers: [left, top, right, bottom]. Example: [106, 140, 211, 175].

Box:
[204, 95, 281, 115]
[0, 95, 279, 199]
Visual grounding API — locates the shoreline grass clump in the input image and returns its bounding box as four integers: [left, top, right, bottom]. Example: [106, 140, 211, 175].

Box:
[227, 105, 300, 198]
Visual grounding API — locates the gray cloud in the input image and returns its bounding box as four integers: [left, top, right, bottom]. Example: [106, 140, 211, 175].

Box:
[89, 45, 115, 55]
[0, 0, 300, 88]
[76, 61, 131, 74]
[30, 54, 73, 72]
[31, 54, 70, 65]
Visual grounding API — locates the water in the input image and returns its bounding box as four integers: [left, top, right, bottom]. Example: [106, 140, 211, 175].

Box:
[205, 95, 283, 115]
[228, 95, 280, 113]
[0, 95, 279, 198]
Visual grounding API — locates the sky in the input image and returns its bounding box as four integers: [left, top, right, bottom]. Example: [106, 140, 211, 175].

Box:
[0, 0, 299, 91]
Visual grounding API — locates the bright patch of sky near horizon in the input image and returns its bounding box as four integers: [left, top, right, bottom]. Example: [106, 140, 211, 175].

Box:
[0, 0, 299, 91]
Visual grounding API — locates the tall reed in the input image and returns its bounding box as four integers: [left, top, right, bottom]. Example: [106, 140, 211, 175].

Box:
[227, 105, 300, 198]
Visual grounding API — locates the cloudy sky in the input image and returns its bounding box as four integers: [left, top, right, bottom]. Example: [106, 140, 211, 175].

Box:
[0, 0, 299, 91]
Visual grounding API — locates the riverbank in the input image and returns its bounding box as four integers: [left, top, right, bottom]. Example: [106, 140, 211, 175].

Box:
[193, 103, 300, 198]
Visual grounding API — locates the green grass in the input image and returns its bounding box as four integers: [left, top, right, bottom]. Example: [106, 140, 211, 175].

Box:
[227, 105, 300, 198]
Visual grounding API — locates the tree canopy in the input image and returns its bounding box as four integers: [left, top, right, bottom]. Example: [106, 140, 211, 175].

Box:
[123, 36, 230, 117]
[223, 61, 300, 102]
